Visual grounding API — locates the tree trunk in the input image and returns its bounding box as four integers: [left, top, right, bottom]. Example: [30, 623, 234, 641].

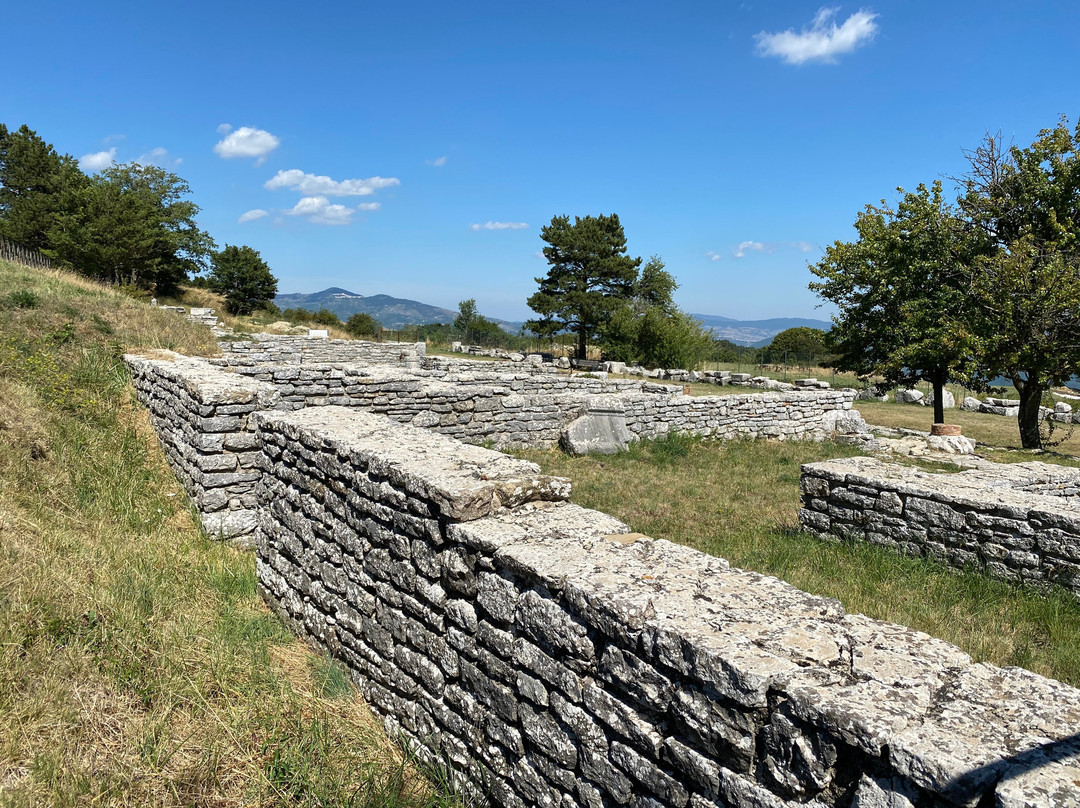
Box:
[931, 370, 946, 426]
[577, 328, 587, 360]
[1015, 372, 1044, 450]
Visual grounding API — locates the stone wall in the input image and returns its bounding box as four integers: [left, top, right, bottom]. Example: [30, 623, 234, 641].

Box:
[218, 335, 426, 366]
[126, 353, 279, 540]
[255, 406, 1080, 808]
[623, 389, 856, 441]
[799, 456, 1080, 594]
[125, 352, 862, 542]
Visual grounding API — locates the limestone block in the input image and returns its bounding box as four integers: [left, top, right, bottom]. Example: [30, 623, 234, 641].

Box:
[927, 388, 956, 409]
[926, 434, 976, 454]
[560, 400, 634, 456]
[896, 389, 924, 404]
[961, 396, 982, 412]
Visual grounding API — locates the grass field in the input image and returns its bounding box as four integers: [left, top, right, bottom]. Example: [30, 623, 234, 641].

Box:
[518, 434, 1080, 686]
[0, 259, 463, 807]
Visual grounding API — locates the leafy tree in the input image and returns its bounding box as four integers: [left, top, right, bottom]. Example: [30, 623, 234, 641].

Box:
[527, 213, 641, 359]
[207, 244, 278, 315]
[454, 299, 479, 332]
[959, 119, 1080, 448]
[766, 327, 830, 363]
[599, 256, 711, 369]
[810, 181, 984, 425]
[345, 312, 380, 338]
[0, 124, 85, 250]
[311, 309, 341, 327]
[48, 163, 214, 294]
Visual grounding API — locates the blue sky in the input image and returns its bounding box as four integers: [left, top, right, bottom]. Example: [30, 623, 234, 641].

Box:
[4, 1, 1078, 321]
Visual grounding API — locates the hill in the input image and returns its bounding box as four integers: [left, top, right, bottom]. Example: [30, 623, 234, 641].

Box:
[276, 288, 831, 341]
[275, 287, 458, 330]
[690, 314, 832, 347]
[0, 259, 449, 804]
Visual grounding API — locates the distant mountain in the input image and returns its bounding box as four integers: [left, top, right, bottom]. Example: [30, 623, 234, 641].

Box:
[275, 288, 458, 330]
[690, 314, 832, 347]
[274, 288, 829, 343]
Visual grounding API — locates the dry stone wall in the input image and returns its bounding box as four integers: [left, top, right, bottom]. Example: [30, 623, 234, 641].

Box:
[125, 352, 862, 542]
[623, 389, 856, 442]
[255, 406, 1080, 808]
[218, 335, 426, 366]
[126, 353, 279, 541]
[799, 456, 1080, 594]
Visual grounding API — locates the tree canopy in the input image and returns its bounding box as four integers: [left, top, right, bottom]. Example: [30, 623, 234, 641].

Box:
[959, 118, 1080, 447]
[207, 244, 278, 315]
[811, 181, 982, 424]
[0, 124, 85, 251]
[812, 116, 1080, 446]
[598, 255, 712, 369]
[0, 123, 214, 295]
[344, 312, 380, 338]
[527, 214, 641, 359]
[765, 327, 830, 362]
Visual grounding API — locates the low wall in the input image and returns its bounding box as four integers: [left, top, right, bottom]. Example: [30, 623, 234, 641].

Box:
[799, 456, 1080, 594]
[125, 352, 860, 542]
[126, 353, 279, 540]
[255, 406, 1080, 808]
[218, 335, 426, 366]
[623, 389, 856, 441]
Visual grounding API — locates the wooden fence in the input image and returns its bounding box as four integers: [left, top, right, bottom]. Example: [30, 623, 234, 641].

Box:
[0, 237, 55, 270]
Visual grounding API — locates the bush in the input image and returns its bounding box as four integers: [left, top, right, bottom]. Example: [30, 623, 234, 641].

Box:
[7, 290, 39, 309]
[344, 313, 380, 338]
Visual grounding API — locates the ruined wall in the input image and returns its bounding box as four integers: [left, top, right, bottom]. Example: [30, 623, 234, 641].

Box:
[125, 353, 861, 544]
[799, 456, 1080, 594]
[622, 388, 857, 441]
[256, 406, 1080, 808]
[125, 353, 279, 540]
[218, 335, 426, 366]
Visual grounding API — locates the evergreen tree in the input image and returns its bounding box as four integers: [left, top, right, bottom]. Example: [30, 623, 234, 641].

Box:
[0, 124, 85, 250]
[527, 214, 641, 359]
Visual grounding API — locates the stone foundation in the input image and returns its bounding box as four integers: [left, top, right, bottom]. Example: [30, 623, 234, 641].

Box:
[255, 407, 1080, 808]
[799, 456, 1080, 594]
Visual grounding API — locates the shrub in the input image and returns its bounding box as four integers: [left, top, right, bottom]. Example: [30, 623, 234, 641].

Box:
[7, 289, 39, 308]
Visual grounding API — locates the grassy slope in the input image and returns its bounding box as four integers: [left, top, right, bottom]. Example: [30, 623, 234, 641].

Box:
[0, 260, 460, 807]
[519, 434, 1080, 686]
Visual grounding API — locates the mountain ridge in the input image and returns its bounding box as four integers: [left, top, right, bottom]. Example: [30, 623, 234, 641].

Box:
[274, 288, 831, 344]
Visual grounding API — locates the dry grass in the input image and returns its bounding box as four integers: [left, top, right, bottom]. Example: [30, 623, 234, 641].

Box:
[0, 259, 464, 807]
[518, 433, 1080, 686]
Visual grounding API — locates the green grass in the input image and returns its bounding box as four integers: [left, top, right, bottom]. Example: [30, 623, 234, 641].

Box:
[0, 259, 464, 807]
[518, 433, 1080, 686]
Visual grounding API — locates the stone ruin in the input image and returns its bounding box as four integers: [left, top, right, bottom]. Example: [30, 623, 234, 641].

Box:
[800, 455, 1080, 598]
[123, 336, 1080, 807]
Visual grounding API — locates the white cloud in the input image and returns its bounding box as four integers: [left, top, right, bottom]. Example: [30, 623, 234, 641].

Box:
[135, 147, 179, 167]
[238, 209, 269, 223]
[79, 148, 116, 172]
[282, 196, 380, 225]
[213, 126, 280, 164]
[426, 155, 448, 167]
[264, 168, 399, 197]
[733, 240, 769, 258]
[755, 7, 878, 65]
[732, 240, 816, 258]
[470, 221, 529, 231]
[217, 123, 232, 135]
[705, 251, 723, 262]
